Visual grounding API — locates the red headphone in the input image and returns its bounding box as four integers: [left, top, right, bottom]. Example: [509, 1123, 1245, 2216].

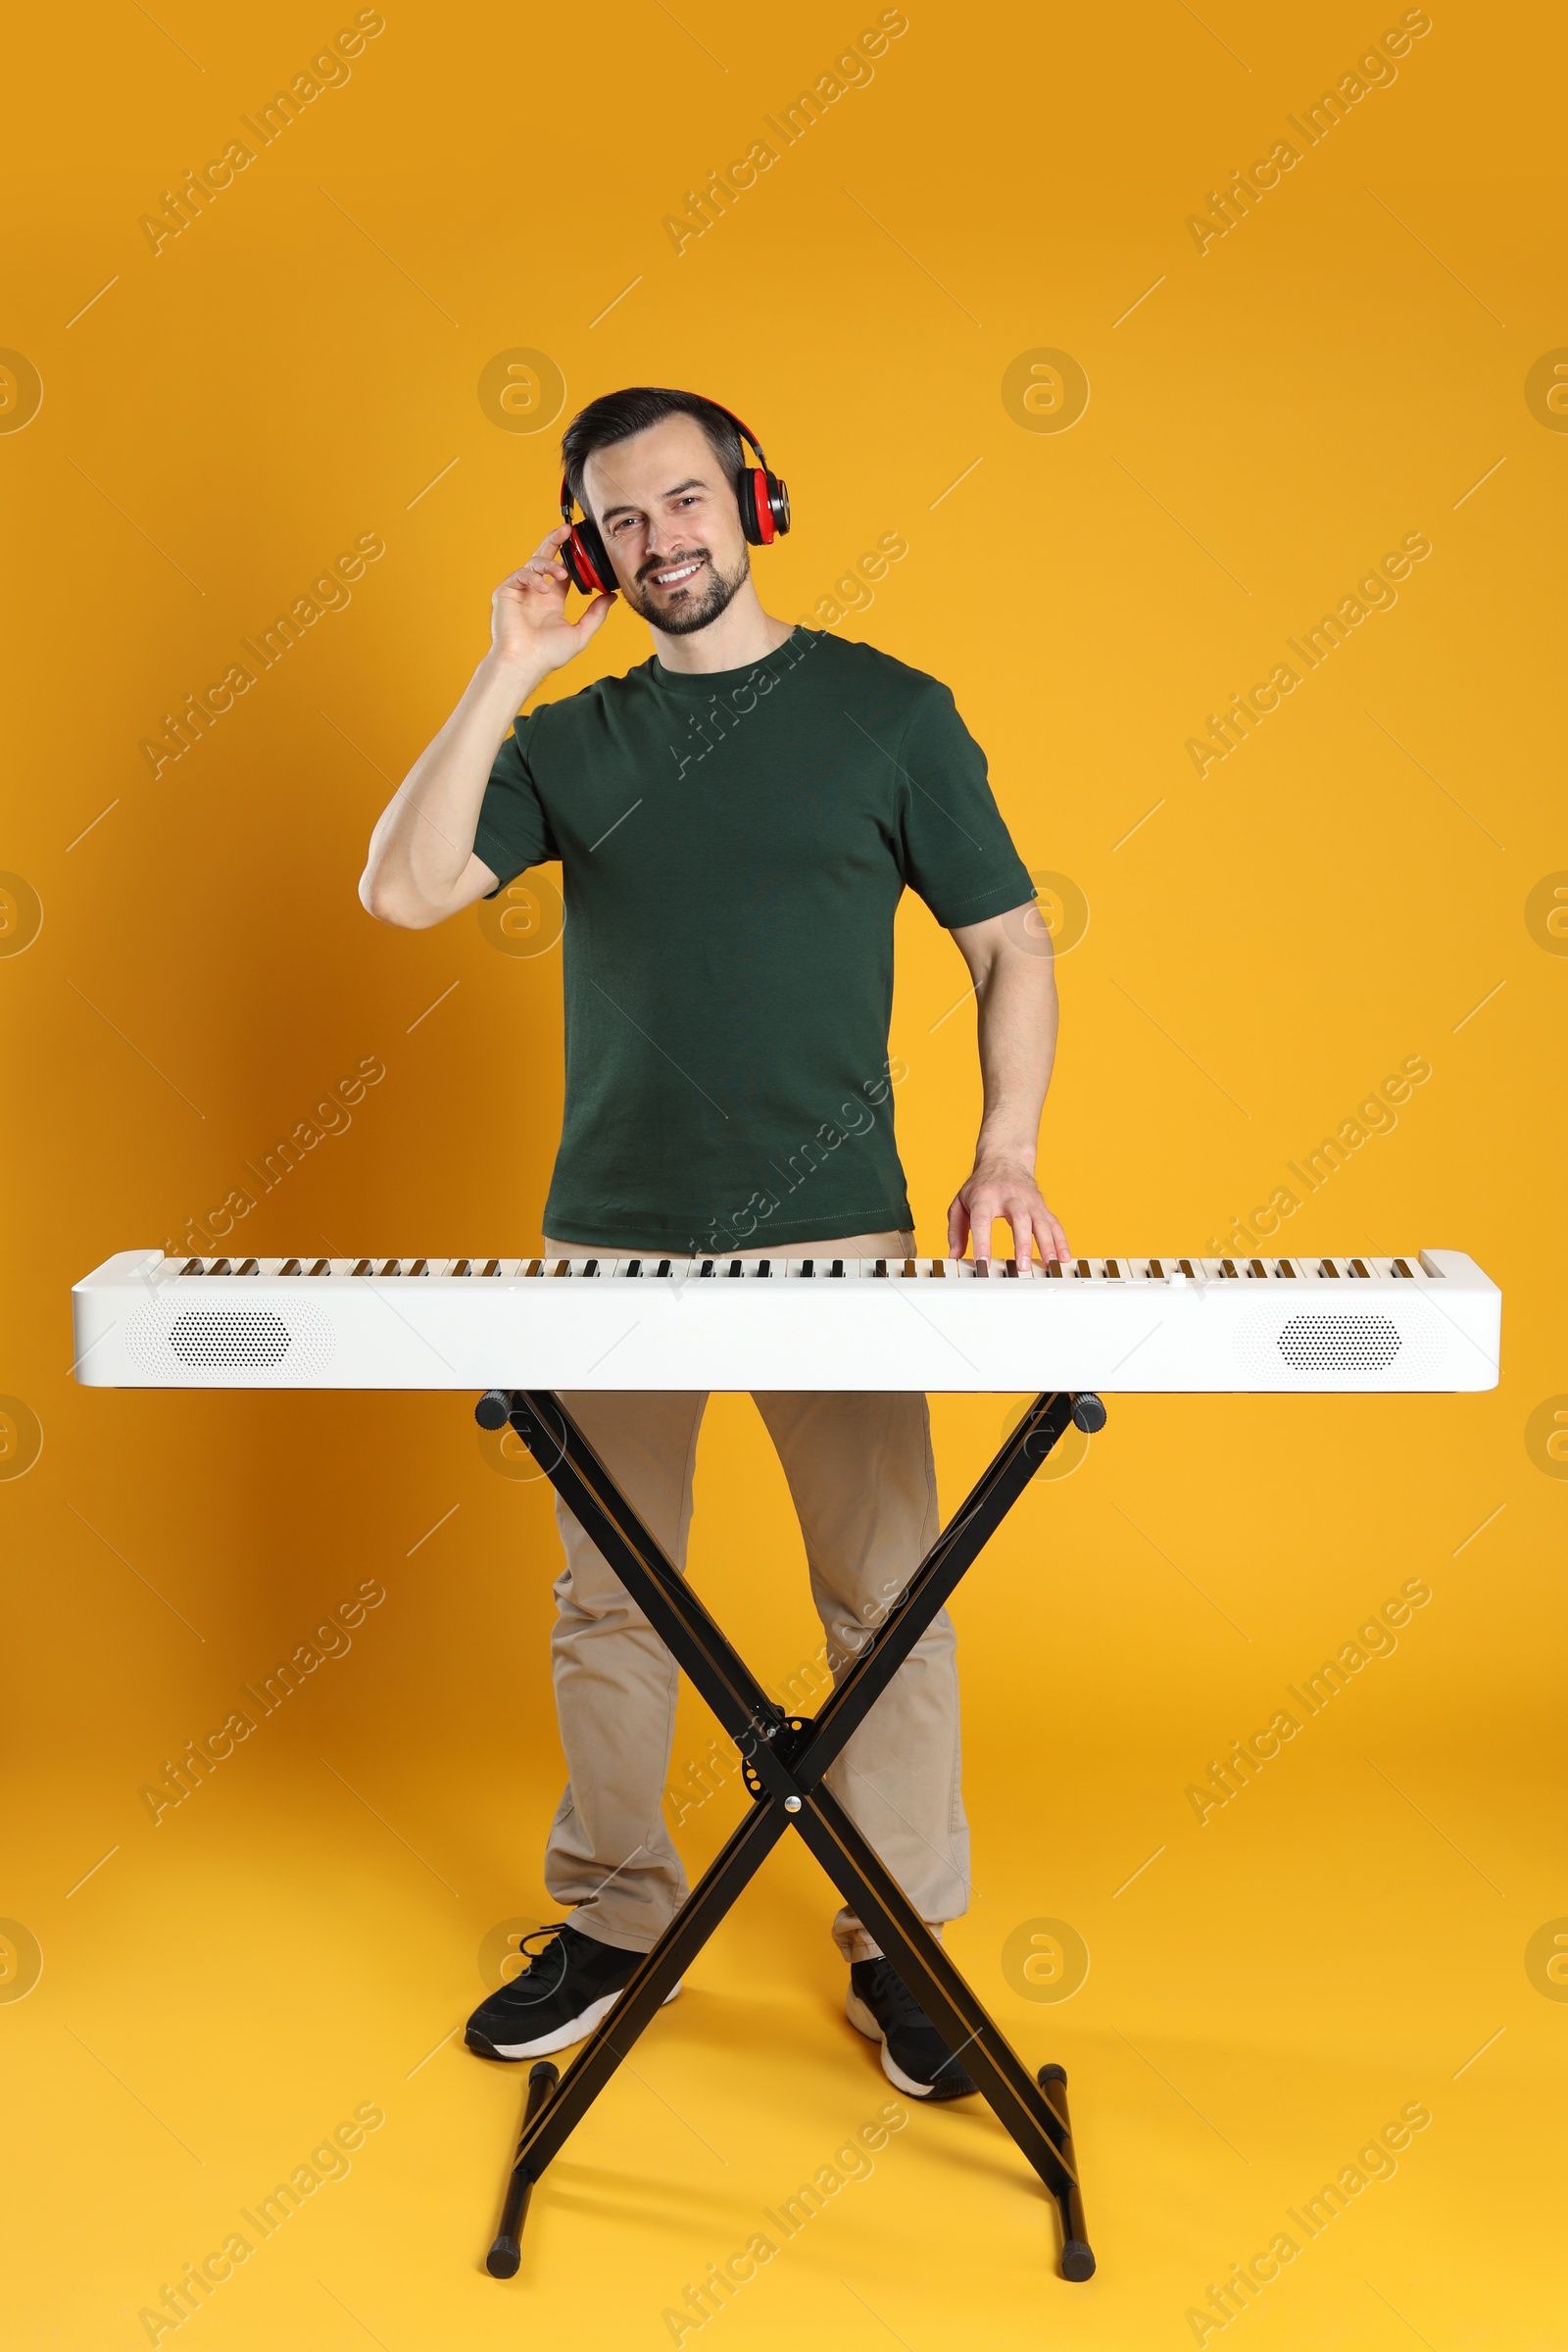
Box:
[559, 400, 791, 598]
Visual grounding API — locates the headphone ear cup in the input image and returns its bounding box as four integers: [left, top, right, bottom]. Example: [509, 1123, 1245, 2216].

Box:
[564, 521, 614, 597]
[737, 467, 764, 547]
[738, 467, 790, 546]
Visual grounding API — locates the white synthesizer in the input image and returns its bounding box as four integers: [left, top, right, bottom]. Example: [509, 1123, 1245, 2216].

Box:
[71, 1250, 1500, 1395]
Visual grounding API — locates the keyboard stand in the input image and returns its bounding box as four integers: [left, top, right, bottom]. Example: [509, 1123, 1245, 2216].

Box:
[472, 1384, 1106, 2283]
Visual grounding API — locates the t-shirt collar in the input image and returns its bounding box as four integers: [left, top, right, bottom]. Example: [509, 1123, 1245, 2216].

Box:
[648, 625, 811, 697]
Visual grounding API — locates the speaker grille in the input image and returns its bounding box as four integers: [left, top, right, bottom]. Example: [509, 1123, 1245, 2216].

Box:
[169, 1309, 292, 1367]
[124, 1298, 335, 1379]
[1276, 1313, 1401, 1370]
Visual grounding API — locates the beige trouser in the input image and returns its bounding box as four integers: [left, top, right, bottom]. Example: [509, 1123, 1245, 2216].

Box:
[539, 1230, 969, 1964]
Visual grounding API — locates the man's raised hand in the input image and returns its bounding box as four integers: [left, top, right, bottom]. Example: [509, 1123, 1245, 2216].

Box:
[491, 525, 614, 674]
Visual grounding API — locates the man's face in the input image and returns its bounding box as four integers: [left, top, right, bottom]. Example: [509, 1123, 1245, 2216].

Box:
[581, 415, 750, 636]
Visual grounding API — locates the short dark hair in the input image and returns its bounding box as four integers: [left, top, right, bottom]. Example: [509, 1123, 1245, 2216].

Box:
[561, 387, 745, 517]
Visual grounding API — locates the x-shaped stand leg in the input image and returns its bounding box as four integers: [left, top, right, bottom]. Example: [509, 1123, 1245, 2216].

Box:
[472, 1383, 1106, 2282]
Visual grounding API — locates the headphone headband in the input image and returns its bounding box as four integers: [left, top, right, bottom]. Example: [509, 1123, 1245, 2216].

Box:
[704, 399, 769, 475]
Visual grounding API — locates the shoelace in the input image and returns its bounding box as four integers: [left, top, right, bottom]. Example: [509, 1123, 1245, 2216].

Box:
[864, 1957, 932, 2031]
[497, 1921, 572, 2001]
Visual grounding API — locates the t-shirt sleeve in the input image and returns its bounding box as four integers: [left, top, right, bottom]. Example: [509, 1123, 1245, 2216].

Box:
[473, 712, 560, 896]
[891, 681, 1035, 928]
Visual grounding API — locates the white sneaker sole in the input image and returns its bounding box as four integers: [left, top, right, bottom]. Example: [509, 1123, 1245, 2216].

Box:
[845, 1985, 938, 2099]
[487, 1978, 681, 2061]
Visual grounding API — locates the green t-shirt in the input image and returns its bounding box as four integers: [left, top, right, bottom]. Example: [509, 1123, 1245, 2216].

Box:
[474, 625, 1033, 1252]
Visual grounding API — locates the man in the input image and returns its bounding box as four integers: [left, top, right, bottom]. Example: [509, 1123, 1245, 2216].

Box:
[359, 387, 1067, 2100]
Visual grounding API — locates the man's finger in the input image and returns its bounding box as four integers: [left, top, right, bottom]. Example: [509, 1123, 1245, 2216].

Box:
[503, 559, 564, 593]
[572, 591, 615, 635]
[513, 527, 572, 573]
[1007, 1209, 1038, 1270]
[978, 1195, 1023, 1265]
[947, 1194, 971, 1259]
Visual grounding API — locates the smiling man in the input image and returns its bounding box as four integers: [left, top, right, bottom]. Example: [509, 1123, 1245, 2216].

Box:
[359, 386, 1067, 2102]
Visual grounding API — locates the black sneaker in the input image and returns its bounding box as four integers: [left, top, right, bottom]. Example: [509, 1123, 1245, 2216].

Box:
[466, 1921, 679, 2061]
[846, 1956, 978, 2100]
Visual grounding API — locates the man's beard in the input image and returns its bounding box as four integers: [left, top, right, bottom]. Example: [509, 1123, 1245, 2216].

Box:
[620, 543, 751, 636]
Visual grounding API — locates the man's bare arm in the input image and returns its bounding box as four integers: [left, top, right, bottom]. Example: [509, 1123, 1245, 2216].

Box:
[945, 905, 1070, 1265]
[359, 525, 612, 931]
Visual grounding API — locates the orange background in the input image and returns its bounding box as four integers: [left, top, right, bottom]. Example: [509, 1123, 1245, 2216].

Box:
[2, 1, 1565, 2346]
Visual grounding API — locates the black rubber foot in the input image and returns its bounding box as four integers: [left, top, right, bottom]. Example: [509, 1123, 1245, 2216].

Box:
[487, 2237, 520, 2278]
[1039, 2061, 1066, 2083]
[475, 1390, 512, 1430]
[1070, 1394, 1107, 1434]
[1062, 2238, 1096, 2281]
